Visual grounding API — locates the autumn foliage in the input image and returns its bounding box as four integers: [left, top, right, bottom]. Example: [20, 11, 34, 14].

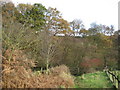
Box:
[80, 58, 104, 73]
[1, 1, 118, 88]
[1, 51, 74, 88]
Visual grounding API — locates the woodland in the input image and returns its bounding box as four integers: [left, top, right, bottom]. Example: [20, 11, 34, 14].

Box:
[1, 1, 119, 88]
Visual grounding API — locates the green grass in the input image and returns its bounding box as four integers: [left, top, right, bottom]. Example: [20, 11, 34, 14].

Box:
[74, 71, 114, 88]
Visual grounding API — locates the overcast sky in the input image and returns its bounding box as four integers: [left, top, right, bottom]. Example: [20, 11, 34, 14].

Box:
[11, 0, 119, 30]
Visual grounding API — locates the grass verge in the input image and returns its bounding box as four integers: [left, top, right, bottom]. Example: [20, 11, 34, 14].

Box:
[74, 71, 114, 88]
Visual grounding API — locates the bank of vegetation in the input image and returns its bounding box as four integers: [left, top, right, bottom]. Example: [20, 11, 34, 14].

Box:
[0, 1, 119, 88]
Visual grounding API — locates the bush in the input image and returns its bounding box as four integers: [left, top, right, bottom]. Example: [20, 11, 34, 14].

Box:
[2, 58, 74, 88]
[80, 58, 104, 73]
[49, 65, 75, 88]
[50, 65, 71, 75]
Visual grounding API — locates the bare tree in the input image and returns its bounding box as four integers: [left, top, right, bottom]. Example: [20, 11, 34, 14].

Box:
[70, 19, 84, 36]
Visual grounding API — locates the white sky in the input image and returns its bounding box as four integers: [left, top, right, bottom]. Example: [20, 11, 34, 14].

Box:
[11, 0, 119, 30]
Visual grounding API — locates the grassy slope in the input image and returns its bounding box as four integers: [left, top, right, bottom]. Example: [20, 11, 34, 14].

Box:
[74, 71, 114, 88]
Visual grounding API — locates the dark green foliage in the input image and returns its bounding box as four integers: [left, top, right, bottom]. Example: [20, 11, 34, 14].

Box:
[17, 3, 47, 30]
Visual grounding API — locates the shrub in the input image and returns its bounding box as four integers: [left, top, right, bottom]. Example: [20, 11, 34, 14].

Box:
[80, 58, 103, 73]
[49, 65, 75, 88]
[2, 58, 74, 88]
[50, 65, 70, 75]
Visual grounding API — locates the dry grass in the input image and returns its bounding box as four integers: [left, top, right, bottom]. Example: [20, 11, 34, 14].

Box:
[1, 50, 75, 88]
[50, 65, 71, 75]
[49, 65, 75, 87]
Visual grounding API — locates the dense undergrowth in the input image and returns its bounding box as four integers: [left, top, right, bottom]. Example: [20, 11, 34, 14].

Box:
[2, 59, 75, 88]
[1, 49, 116, 88]
[1, 50, 74, 88]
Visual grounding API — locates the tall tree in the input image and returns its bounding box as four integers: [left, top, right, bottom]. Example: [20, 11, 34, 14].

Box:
[70, 19, 84, 36]
[2, 2, 19, 28]
[88, 22, 102, 35]
[102, 25, 114, 35]
[17, 3, 47, 30]
[45, 7, 71, 36]
[79, 29, 89, 37]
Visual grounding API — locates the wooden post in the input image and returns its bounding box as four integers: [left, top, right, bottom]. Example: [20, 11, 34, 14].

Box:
[117, 71, 120, 89]
[118, 81, 120, 89]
